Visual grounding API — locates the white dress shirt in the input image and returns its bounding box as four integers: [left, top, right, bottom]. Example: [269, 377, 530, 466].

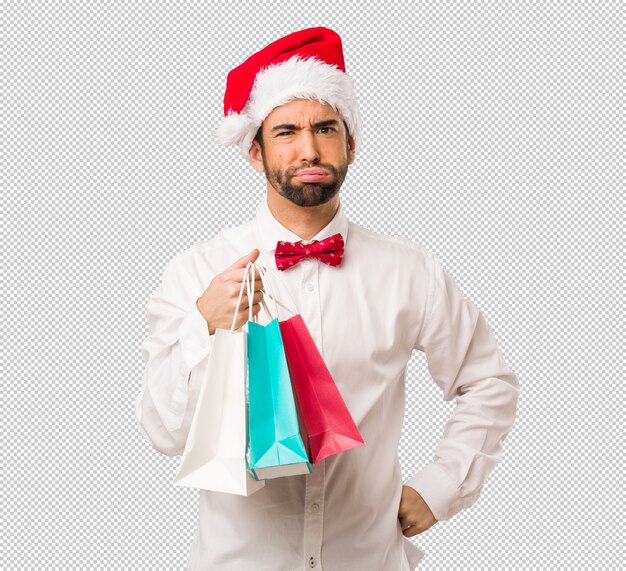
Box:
[135, 195, 519, 570]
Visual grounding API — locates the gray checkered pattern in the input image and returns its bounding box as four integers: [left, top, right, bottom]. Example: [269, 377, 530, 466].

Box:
[4, 1, 623, 569]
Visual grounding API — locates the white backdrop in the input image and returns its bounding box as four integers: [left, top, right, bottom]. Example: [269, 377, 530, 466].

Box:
[4, 1, 623, 569]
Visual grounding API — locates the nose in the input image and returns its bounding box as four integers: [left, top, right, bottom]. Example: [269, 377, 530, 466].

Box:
[298, 129, 320, 163]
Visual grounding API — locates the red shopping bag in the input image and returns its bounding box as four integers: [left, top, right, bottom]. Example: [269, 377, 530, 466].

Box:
[256, 265, 365, 464]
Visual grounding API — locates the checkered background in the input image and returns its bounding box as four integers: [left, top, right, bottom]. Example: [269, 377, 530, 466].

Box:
[4, 1, 623, 569]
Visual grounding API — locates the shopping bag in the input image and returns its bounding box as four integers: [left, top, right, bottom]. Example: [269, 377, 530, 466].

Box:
[246, 262, 312, 480]
[256, 264, 365, 464]
[173, 262, 265, 496]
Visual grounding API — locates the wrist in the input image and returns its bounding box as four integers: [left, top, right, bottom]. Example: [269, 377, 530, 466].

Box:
[196, 298, 213, 335]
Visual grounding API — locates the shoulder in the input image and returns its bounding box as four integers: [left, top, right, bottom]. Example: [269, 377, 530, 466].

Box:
[189, 216, 255, 255]
[163, 217, 256, 277]
[347, 220, 440, 272]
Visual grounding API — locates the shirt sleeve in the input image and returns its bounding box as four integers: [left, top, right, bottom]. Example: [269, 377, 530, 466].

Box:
[134, 250, 215, 456]
[404, 252, 520, 521]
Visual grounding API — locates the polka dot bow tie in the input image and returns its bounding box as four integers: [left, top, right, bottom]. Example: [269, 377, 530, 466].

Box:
[274, 232, 345, 271]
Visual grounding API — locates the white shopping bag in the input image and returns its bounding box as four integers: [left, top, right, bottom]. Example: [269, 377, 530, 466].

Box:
[173, 263, 265, 496]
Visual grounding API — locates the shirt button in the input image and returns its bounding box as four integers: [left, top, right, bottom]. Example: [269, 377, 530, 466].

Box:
[309, 503, 320, 513]
[309, 556, 316, 567]
[306, 283, 314, 292]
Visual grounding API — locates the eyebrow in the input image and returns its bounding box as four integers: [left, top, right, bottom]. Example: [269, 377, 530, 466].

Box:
[270, 119, 340, 132]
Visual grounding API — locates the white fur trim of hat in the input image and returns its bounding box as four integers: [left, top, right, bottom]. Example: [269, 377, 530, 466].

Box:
[214, 55, 363, 164]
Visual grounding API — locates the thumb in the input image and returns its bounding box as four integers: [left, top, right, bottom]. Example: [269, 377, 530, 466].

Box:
[227, 248, 260, 270]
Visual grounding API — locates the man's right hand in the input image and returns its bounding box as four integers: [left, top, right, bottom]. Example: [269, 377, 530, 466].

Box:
[196, 249, 264, 335]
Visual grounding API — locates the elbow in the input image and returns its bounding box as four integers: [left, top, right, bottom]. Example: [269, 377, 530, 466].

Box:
[137, 415, 186, 457]
[135, 392, 187, 457]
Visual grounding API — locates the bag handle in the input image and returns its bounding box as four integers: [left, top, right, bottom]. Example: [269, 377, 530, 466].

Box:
[230, 262, 249, 331]
[254, 263, 299, 318]
[229, 260, 299, 330]
[229, 262, 267, 331]
[249, 262, 278, 319]
[247, 262, 274, 323]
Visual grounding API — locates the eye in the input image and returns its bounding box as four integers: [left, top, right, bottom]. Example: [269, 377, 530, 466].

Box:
[319, 127, 336, 134]
[277, 131, 293, 137]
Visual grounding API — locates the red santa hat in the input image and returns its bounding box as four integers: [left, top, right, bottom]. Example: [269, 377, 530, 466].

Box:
[214, 27, 363, 163]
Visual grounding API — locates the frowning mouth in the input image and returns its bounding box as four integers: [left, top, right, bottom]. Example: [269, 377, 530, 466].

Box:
[294, 168, 330, 182]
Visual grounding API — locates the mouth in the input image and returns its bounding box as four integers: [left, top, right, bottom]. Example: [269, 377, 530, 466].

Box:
[294, 168, 330, 183]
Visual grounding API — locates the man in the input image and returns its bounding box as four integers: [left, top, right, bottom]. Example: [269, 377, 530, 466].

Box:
[135, 27, 519, 570]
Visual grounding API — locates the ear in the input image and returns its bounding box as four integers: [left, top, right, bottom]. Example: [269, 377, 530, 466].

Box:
[346, 133, 356, 165]
[249, 140, 265, 173]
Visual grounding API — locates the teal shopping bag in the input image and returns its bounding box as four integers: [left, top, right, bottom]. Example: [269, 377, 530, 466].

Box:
[244, 262, 311, 480]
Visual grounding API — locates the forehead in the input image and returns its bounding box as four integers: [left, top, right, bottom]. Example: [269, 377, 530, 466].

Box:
[264, 98, 341, 126]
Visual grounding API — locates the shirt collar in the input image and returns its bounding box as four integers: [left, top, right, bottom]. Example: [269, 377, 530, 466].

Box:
[255, 194, 349, 253]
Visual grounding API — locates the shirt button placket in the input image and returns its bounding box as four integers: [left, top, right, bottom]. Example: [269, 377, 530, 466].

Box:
[303, 450, 325, 569]
[300, 257, 325, 570]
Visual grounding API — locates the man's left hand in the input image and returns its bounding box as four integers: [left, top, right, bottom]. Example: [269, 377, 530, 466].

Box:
[398, 485, 438, 537]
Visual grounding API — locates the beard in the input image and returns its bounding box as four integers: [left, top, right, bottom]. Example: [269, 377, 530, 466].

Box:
[262, 155, 348, 208]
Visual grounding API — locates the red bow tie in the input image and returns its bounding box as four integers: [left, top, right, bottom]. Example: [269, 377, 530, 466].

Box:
[274, 232, 345, 271]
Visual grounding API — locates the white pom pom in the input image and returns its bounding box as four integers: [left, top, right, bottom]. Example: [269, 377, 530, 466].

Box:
[214, 111, 251, 146]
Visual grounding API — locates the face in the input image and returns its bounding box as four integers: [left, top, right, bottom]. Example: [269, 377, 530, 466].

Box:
[249, 99, 356, 208]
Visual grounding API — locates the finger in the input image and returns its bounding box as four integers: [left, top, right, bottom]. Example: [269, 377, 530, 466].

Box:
[224, 249, 260, 271]
[232, 307, 250, 329]
[402, 526, 419, 538]
[251, 290, 265, 306]
[236, 302, 261, 323]
[226, 266, 265, 290]
[236, 290, 264, 309]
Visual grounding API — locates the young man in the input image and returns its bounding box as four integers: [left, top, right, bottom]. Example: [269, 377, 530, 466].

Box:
[135, 27, 519, 570]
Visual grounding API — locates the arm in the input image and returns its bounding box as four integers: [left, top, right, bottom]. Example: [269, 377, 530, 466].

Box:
[135, 252, 215, 456]
[404, 253, 520, 522]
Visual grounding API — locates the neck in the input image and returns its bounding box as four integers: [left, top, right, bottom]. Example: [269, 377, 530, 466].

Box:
[266, 187, 340, 241]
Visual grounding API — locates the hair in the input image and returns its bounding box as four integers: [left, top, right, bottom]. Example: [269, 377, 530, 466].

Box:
[253, 118, 351, 153]
[254, 124, 264, 151]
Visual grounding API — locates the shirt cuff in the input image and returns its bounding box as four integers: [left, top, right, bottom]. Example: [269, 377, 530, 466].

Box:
[404, 463, 462, 522]
[165, 301, 214, 432]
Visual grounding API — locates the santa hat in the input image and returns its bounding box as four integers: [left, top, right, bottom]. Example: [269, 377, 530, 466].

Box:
[214, 27, 363, 163]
